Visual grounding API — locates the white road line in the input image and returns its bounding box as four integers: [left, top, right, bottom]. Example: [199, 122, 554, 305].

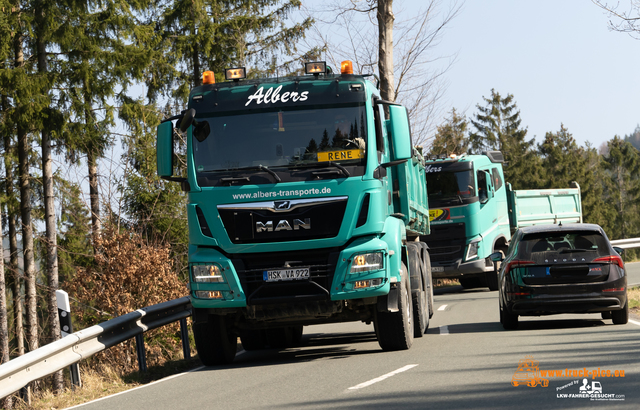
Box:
[440, 325, 449, 335]
[438, 304, 447, 311]
[629, 319, 640, 326]
[348, 365, 418, 390]
[63, 366, 205, 409]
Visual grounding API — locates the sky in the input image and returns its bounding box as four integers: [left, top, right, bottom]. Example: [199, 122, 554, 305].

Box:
[405, 0, 640, 149]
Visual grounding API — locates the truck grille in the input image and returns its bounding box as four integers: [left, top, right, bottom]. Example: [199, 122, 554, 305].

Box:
[229, 248, 341, 305]
[218, 196, 348, 244]
[422, 222, 466, 263]
[428, 245, 464, 262]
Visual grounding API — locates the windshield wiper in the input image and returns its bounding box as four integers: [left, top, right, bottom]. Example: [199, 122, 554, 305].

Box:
[202, 165, 282, 183]
[310, 161, 350, 178]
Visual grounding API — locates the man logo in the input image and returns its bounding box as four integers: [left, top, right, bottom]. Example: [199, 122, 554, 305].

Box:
[274, 200, 291, 210]
[256, 218, 311, 233]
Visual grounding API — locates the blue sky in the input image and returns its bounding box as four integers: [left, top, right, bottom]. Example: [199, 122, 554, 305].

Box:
[407, 0, 640, 149]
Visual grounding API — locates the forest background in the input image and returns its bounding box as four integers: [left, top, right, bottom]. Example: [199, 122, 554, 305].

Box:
[0, 0, 639, 407]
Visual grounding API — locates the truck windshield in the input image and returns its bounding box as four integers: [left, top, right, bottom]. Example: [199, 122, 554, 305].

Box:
[426, 170, 476, 206]
[192, 104, 367, 183]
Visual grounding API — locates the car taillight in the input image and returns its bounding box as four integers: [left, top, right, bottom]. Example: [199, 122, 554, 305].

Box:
[593, 255, 624, 269]
[504, 260, 535, 275]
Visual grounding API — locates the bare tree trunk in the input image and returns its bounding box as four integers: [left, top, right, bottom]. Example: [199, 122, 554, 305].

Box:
[4, 133, 23, 361]
[0, 208, 12, 409]
[88, 150, 101, 247]
[377, 0, 395, 102]
[37, 31, 63, 391]
[15, 18, 36, 402]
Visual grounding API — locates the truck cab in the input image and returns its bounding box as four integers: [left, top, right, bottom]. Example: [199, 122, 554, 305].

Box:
[421, 152, 510, 289]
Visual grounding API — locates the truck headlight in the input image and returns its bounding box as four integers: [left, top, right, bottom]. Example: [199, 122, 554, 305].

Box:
[349, 252, 384, 273]
[192, 264, 225, 283]
[466, 240, 480, 261]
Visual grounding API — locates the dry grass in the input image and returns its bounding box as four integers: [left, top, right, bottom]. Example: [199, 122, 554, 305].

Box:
[629, 286, 640, 315]
[434, 278, 460, 288]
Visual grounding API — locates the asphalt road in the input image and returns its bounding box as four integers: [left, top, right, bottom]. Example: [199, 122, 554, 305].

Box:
[71, 263, 640, 410]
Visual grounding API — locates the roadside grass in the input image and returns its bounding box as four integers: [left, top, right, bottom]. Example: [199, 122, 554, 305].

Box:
[629, 286, 640, 315]
[11, 358, 201, 410]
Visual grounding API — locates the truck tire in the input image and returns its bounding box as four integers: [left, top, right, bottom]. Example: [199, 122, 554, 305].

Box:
[611, 301, 629, 325]
[375, 263, 414, 351]
[500, 304, 518, 330]
[459, 277, 482, 289]
[416, 242, 434, 318]
[240, 329, 267, 351]
[407, 244, 428, 338]
[193, 314, 237, 365]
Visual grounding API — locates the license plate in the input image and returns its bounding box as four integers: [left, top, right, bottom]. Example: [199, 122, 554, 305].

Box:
[263, 267, 310, 282]
[431, 266, 444, 272]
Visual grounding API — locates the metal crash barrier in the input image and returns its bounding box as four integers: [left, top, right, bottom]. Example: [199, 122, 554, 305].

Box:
[0, 296, 192, 399]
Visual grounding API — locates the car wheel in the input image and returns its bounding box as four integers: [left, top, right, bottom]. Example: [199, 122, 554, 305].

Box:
[611, 301, 629, 325]
[500, 305, 518, 330]
[601, 311, 612, 320]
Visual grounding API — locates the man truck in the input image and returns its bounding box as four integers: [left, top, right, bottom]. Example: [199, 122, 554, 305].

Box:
[422, 151, 582, 291]
[156, 61, 433, 365]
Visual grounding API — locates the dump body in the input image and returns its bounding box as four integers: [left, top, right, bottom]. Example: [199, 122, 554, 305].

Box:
[157, 70, 432, 361]
[422, 152, 582, 287]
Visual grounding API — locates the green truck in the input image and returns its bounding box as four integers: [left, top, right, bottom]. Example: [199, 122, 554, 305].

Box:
[422, 152, 582, 290]
[156, 62, 433, 365]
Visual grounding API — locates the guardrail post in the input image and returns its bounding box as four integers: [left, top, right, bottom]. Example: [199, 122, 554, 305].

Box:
[56, 290, 81, 389]
[135, 334, 147, 373]
[179, 318, 190, 359]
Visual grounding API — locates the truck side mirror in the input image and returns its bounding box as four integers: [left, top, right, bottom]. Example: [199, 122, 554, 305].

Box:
[489, 251, 503, 262]
[486, 177, 494, 200]
[387, 105, 412, 162]
[157, 121, 174, 177]
[180, 108, 196, 132]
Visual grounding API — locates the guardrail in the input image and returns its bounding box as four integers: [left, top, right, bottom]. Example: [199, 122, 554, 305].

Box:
[0, 296, 191, 399]
[610, 238, 640, 250]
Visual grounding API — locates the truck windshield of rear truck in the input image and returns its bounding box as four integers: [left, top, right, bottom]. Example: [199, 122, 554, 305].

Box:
[192, 103, 368, 183]
[426, 169, 478, 206]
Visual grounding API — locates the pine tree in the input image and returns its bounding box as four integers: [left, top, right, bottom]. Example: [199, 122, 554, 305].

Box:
[469, 89, 541, 189]
[602, 137, 640, 246]
[429, 108, 468, 156]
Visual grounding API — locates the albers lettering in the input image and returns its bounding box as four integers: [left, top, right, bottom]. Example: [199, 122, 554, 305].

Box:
[256, 218, 311, 233]
[425, 165, 442, 173]
[245, 85, 309, 106]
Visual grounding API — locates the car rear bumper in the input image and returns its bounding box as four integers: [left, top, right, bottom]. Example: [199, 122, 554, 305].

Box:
[431, 259, 493, 279]
[509, 295, 626, 315]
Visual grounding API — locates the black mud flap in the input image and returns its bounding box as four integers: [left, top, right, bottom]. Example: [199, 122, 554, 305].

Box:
[377, 283, 399, 313]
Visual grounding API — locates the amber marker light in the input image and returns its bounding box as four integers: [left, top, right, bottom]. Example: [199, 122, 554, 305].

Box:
[202, 70, 215, 85]
[341, 60, 354, 75]
[224, 67, 246, 81]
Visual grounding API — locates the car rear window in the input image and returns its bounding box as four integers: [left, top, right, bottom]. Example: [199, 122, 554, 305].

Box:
[517, 230, 610, 263]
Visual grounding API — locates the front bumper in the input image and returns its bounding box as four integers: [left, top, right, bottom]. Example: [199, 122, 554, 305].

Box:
[431, 258, 493, 279]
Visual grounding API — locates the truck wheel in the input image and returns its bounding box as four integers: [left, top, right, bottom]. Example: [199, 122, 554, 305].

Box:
[459, 277, 481, 289]
[240, 329, 267, 351]
[266, 327, 294, 348]
[500, 305, 518, 330]
[376, 263, 414, 351]
[418, 242, 434, 319]
[193, 314, 237, 365]
[291, 325, 304, 346]
[408, 244, 428, 338]
[611, 301, 629, 325]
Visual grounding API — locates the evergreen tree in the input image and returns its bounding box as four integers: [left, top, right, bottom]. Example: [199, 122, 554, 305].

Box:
[602, 137, 640, 246]
[319, 129, 330, 151]
[469, 89, 541, 189]
[623, 124, 640, 150]
[429, 108, 468, 156]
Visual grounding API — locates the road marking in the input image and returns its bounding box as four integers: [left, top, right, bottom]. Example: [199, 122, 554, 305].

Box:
[438, 304, 447, 311]
[348, 365, 418, 390]
[630, 319, 640, 326]
[64, 365, 205, 409]
[440, 325, 449, 335]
